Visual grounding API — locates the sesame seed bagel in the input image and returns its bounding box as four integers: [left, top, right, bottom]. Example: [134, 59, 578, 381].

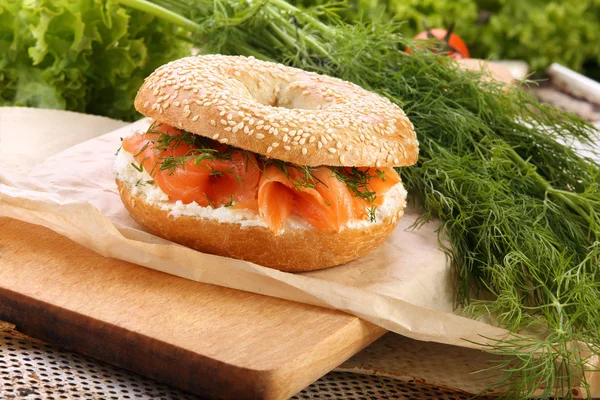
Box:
[135, 55, 418, 168]
[116, 178, 405, 272]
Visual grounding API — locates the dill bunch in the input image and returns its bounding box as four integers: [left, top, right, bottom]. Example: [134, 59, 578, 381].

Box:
[117, 0, 600, 397]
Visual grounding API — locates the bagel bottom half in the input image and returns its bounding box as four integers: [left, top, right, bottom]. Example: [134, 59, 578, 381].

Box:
[116, 179, 404, 272]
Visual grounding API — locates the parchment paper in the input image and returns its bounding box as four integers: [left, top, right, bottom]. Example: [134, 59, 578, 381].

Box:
[0, 107, 127, 175]
[0, 108, 513, 349]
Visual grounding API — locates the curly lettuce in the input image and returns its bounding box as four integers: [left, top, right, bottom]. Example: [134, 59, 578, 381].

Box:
[0, 0, 190, 121]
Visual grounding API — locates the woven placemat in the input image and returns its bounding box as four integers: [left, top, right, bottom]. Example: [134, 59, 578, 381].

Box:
[0, 325, 484, 400]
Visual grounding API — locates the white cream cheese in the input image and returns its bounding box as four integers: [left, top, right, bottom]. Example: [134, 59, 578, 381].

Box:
[114, 144, 407, 231]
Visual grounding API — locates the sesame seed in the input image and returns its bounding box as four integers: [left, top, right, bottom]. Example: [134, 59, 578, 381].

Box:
[255, 133, 265, 139]
[271, 142, 279, 148]
[284, 145, 291, 151]
[142, 55, 416, 166]
[302, 147, 308, 155]
[219, 138, 229, 143]
[267, 146, 273, 153]
[328, 148, 337, 154]
[212, 134, 220, 140]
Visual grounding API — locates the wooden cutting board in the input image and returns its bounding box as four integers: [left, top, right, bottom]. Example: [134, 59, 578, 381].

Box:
[0, 217, 386, 400]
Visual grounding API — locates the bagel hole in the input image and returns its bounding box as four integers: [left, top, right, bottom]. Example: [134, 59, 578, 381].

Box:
[250, 89, 295, 109]
[268, 92, 321, 111]
[245, 80, 322, 111]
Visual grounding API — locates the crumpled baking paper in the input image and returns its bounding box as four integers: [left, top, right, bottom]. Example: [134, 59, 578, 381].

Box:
[2, 107, 598, 396]
[0, 107, 511, 348]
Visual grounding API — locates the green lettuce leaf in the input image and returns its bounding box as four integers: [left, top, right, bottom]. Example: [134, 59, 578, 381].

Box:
[0, 0, 190, 120]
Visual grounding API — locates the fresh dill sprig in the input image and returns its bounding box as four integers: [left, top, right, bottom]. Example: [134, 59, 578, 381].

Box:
[130, 161, 144, 173]
[224, 195, 235, 207]
[135, 178, 155, 187]
[153, 130, 197, 152]
[265, 159, 324, 191]
[116, 1, 600, 396]
[368, 205, 377, 223]
[332, 168, 377, 204]
[148, 131, 232, 175]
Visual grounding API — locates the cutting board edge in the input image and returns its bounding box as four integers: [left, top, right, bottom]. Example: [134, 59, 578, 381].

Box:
[0, 286, 313, 399]
[270, 319, 387, 399]
[1, 217, 389, 400]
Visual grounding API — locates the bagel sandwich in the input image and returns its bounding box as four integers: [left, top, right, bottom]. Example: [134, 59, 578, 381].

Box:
[115, 55, 419, 271]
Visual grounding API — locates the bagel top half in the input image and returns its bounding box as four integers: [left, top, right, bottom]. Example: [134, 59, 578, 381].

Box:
[134, 55, 418, 168]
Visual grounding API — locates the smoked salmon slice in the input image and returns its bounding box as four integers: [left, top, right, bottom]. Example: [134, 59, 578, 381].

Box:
[258, 165, 295, 234]
[206, 151, 261, 207]
[121, 122, 402, 233]
[123, 123, 260, 207]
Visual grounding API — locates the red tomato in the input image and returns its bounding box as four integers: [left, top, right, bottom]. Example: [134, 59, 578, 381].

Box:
[409, 27, 470, 59]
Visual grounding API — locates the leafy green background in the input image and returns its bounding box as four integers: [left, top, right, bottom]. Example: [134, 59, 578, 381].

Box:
[294, 0, 600, 75]
[0, 0, 190, 121]
[2, 0, 600, 120]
